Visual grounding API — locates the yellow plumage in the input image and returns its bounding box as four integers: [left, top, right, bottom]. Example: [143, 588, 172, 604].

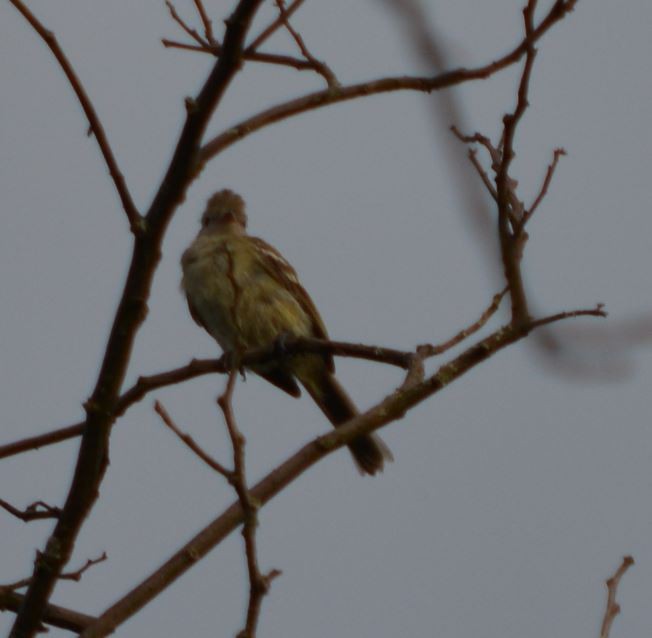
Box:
[181, 190, 392, 475]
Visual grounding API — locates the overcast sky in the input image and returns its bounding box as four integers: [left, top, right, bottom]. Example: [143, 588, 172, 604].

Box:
[1, 1, 652, 637]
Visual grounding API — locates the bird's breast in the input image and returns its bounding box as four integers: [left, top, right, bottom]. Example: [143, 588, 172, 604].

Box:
[181, 236, 312, 352]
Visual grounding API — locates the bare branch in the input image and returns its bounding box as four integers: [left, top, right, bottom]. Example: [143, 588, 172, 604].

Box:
[417, 288, 508, 357]
[165, 0, 208, 47]
[0, 589, 95, 633]
[0, 422, 85, 461]
[466, 148, 498, 201]
[528, 305, 606, 329]
[10, 1, 267, 634]
[154, 400, 232, 477]
[521, 147, 567, 228]
[201, 0, 578, 163]
[162, 38, 323, 73]
[450, 126, 502, 171]
[78, 305, 604, 637]
[0, 499, 61, 522]
[8, 0, 141, 233]
[193, 0, 215, 43]
[600, 556, 634, 638]
[246, 0, 305, 52]
[494, 0, 538, 325]
[59, 553, 108, 583]
[273, 0, 338, 87]
[217, 373, 280, 638]
[2, 552, 106, 592]
[0, 337, 414, 461]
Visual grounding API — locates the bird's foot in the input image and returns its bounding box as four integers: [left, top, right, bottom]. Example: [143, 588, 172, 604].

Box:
[223, 351, 247, 380]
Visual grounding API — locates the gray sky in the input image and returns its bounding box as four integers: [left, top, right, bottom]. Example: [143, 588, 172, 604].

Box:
[1, 1, 651, 636]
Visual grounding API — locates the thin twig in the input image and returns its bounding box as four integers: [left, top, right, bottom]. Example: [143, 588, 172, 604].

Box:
[520, 147, 566, 229]
[246, 0, 305, 52]
[217, 372, 281, 638]
[162, 38, 317, 72]
[2, 553, 106, 592]
[450, 126, 502, 171]
[192, 0, 215, 43]
[165, 0, 207, 47]
[528, 304, 606, 330]
[8, 0, 141, 234]
[452, 126, 523, 227]
[273, 0, 338, 87]
[466, 148, 498, 201]
[599, 556, 634, 638]
[418, 288, 509, 357]
[59, 553, 108, 582]
[0, 499, 61, 522]
[154, 400, 232, 477]
[1, 577, 32, 592]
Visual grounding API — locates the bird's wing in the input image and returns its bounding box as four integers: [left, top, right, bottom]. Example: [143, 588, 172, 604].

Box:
[249, 236, 335, 372]
[187, 286, 302, 397]
[186, 294, 209, 330]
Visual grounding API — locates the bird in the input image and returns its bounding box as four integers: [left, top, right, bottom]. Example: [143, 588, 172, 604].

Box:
[181, 189, 392, 475]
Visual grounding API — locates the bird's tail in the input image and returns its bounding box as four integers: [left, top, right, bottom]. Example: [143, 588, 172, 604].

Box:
[299, 364, 393, 476]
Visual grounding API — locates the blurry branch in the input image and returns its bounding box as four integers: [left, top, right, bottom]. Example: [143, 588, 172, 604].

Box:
[77, 305, 605, 637]
[0, 499, 60, 522]
[534, 310, 652, 380]
[9, 1, 267, 635]
[8, 0, 141, 233]
[0, 286, 510, 462]
[200, 0, 577, 162]
[218, 373, 281, 638]
[272, 0, 338, 87]
[599, 556, 634, 638]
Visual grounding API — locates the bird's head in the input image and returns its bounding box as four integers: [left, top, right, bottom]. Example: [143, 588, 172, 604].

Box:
[199, 189, 247, 235]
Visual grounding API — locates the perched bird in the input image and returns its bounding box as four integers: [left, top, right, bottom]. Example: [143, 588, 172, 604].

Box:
[181, 189, 392, 475]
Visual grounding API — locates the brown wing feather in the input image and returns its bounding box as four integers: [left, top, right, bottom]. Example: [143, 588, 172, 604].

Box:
[257, 369, 302, 397]
[249, 237, 335, 372]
